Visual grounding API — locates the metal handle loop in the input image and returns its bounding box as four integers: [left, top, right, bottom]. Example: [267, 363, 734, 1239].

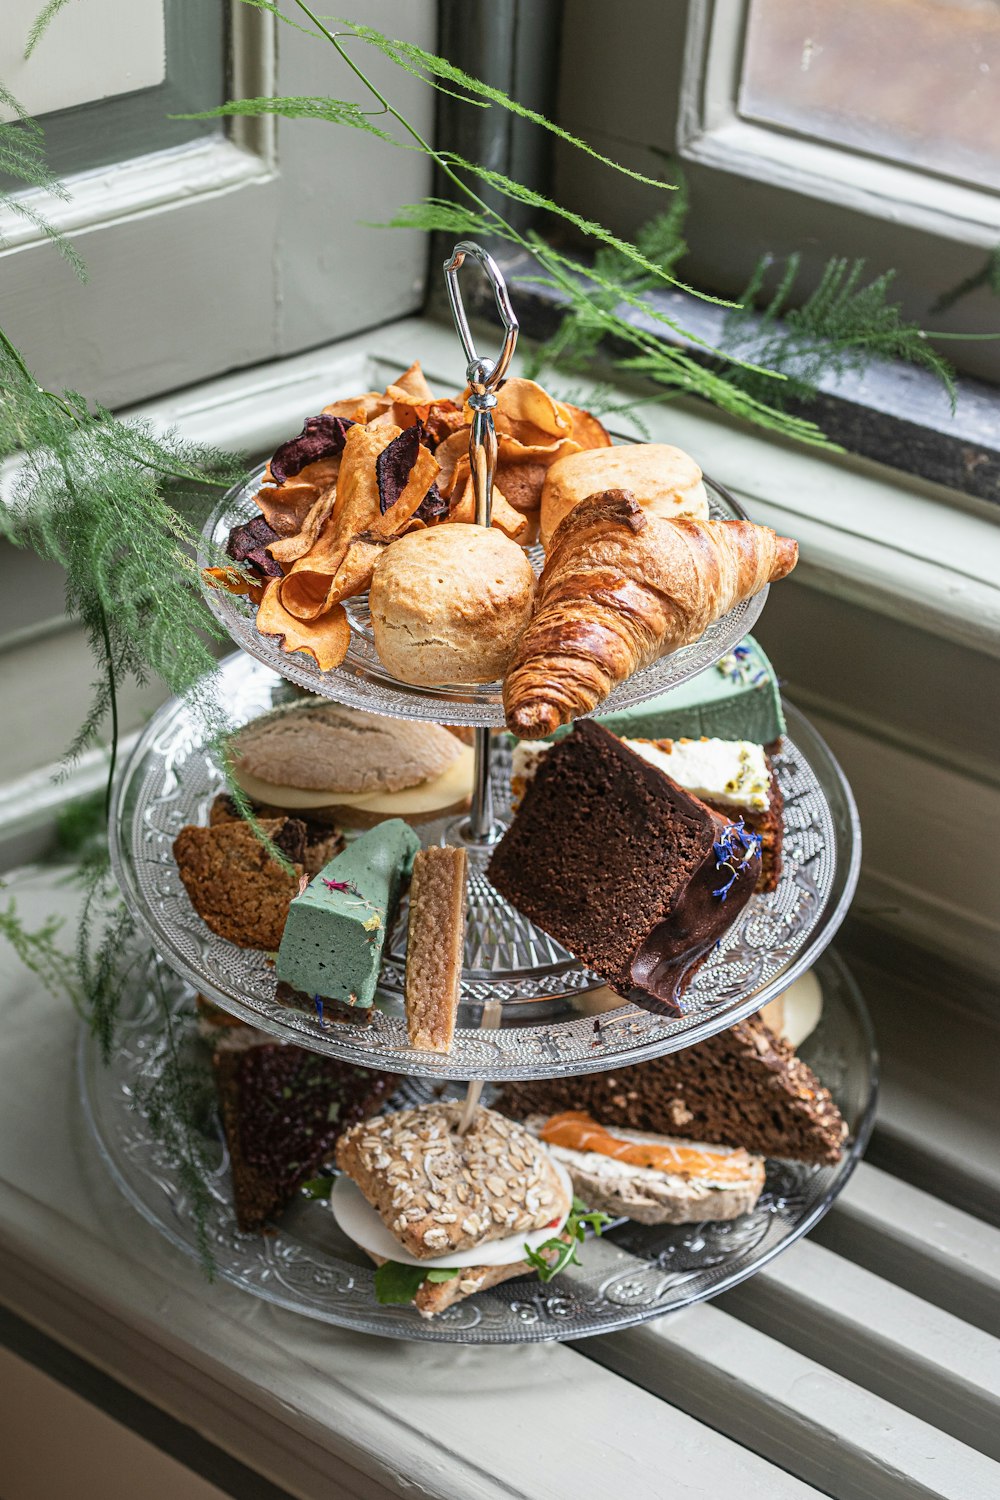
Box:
[443, 241, 519, 397]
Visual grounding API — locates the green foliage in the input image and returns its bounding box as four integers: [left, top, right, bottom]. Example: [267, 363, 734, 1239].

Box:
[444, 155, 724, 305]
[718, 254, 958, 411]
[340, 17, 674, 192]
[0, 83, 84, 276]
[529, 182, 960, 423]
[931, 245, 1000, 315]
[22, 0, 74, 58]
[524, 1196, 612, 1283]
[75, 851, 139, 1061]
[374, 1260, 460, 1305]
[139, 973, 219, 1274]
[0, 338, 289, 1046]
[0, 337, 242, 798]
[523, 185, 691, 380]
[229, 8, 830, 446]
[175, 94, 400, 146]
[301, 1176, 334, 1200]
[0, 889, 82, 1014]
[55, 789, 109, 866]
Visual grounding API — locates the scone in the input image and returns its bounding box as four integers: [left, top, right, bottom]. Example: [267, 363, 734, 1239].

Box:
[539, 443, 709, 547]
[369, 524, 536, 686]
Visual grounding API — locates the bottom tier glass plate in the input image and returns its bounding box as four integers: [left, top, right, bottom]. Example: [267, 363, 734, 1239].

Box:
[109, 653, 861, 1080]
[79, 949, 877, 1343]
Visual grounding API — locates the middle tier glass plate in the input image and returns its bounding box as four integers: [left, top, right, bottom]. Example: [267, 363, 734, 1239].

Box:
[200, 465, 767, 727]
[110, 654, 860, 1081]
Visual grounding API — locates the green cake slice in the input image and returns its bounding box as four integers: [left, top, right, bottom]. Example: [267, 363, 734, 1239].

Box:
[598, 636, 784, 745]
[539, 635, 784, 747]
[275, 818, 420, 1015]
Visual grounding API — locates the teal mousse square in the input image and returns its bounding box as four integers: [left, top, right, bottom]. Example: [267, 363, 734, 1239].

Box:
[276, 818, 420, 1011]
[538, 634, 784, 746]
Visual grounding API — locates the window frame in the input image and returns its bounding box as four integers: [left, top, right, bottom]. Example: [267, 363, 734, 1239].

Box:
[0, 0, 437, 409]
[678, 0, 1000, 251]
[0, 0, 228, 187]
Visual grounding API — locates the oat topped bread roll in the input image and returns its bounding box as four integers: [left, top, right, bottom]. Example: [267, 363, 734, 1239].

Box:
[369, 524, 536, 687]
[335, 1100, 570, 1259]
[540, 443, 709, 548]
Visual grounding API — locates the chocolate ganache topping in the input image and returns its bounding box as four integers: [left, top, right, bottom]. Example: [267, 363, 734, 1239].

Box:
[628, 814, 760, 1014]
[488, 720, 762, 1018]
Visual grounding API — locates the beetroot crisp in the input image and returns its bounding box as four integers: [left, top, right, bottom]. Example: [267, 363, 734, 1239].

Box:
[226, 516, 282, 580]
[269, 414, 354, 485]
[375, 424, 443, 517]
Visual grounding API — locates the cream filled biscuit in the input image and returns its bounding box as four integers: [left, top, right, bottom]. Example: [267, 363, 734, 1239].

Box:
[229, 702, 475, 826]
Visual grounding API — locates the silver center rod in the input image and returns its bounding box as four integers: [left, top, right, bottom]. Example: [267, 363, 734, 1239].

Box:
[442, 242, 519, 848]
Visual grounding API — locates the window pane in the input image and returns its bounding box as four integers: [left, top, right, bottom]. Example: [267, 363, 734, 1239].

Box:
[0, 0, 224, 188]
[740, 0, 1000, 192]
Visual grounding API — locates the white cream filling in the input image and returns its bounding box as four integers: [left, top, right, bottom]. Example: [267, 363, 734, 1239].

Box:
[233, 747, 474, 814]
[524, 1120, 759, 1195]
[513, 736, 770, 812]
[759, 969, 823, 1049]
[544, 1142, 750, 1195]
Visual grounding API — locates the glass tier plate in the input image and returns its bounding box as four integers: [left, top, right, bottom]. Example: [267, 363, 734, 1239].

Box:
[109, 654, 861, 1081]
[79, 949, 877, 1344]
[199, 465, 768, 727]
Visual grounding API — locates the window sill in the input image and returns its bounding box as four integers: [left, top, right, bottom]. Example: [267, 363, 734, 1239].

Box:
[447, 246, 1000, 513]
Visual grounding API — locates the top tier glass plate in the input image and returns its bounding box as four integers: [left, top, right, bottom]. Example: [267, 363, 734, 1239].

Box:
[200, 465, 767, 727]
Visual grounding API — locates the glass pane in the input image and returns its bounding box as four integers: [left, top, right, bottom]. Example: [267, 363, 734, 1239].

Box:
[740, 0, 1000, 192]
[0, 0, 224, 189]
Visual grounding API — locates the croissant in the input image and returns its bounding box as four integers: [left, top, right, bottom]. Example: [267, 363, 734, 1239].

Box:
[503, 489, 797, 738]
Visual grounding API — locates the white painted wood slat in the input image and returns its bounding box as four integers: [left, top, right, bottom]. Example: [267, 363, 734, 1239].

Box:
[815, 1162, 1000, 1337]
[716, 1238, 1000, 1461]
[581, 1301, 1000, 1500]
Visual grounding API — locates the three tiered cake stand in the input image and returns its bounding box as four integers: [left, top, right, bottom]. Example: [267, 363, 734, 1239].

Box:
[82, 244, 876, 1341]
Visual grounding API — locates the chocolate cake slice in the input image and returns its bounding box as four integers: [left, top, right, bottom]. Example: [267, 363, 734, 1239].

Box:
[213, 1044, 397, 1232]
[488, 720, 760, 1014]
[497, 1015, 847, 1165]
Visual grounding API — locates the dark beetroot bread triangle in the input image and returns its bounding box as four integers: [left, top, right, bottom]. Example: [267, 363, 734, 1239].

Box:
[213, 1045, 397, 1232]
[496, 1015, 847, 1165]
[488, 720, 759, 1013]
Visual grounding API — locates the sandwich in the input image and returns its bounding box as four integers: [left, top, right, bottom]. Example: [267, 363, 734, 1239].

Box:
[228, 701, 475, 828]
[525, 1111, 765, 1225]
[332, 1101, 604, 1318]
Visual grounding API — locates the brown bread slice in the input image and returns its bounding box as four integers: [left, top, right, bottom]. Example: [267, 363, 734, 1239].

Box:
[497, 1015, 847, 1165]
[213, 1044, 397, 1233]
[173, 817, 306, 951]
[405, 846, 467, 1053]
